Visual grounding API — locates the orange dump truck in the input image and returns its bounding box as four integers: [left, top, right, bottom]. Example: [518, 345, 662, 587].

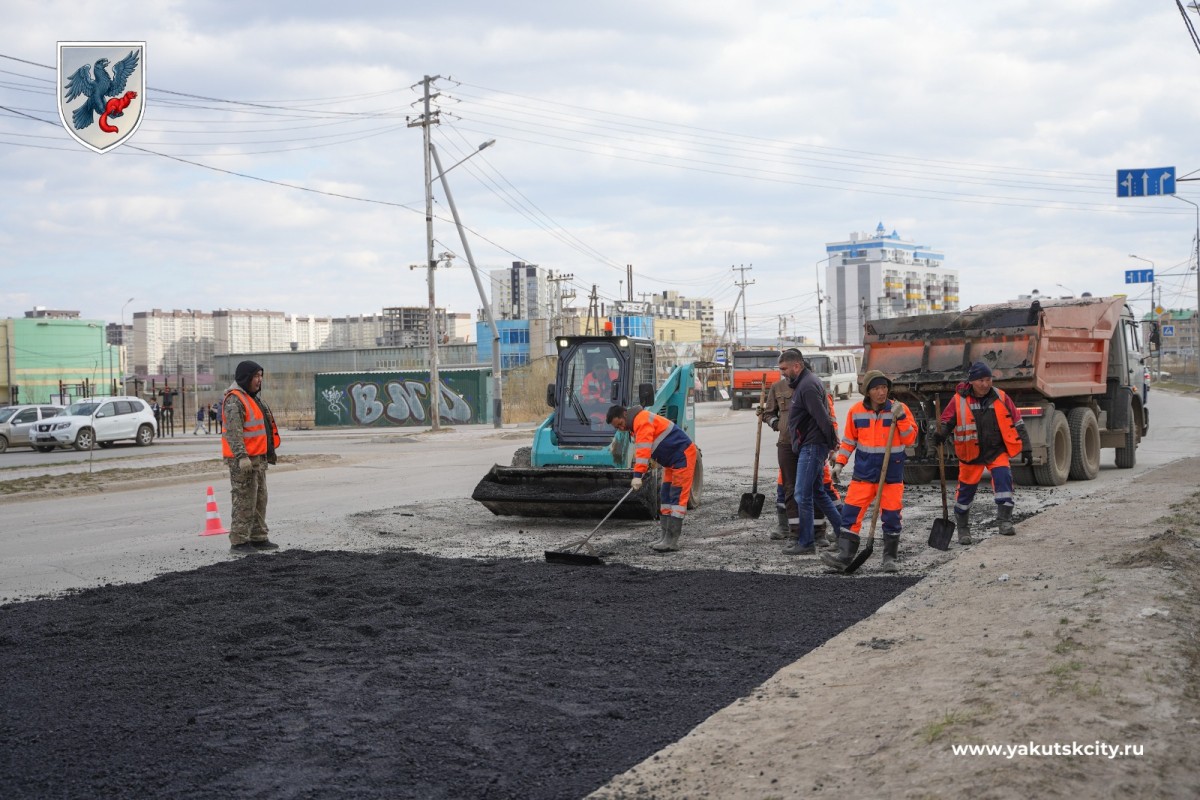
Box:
[729, 349, 782, 409]
[861, 296, 1148, 486]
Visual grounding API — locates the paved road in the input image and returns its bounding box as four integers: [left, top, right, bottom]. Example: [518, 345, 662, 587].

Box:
[1, 391, 1196, 602]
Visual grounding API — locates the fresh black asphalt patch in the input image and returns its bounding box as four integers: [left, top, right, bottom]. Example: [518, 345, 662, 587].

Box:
[0, 550, 919, 799]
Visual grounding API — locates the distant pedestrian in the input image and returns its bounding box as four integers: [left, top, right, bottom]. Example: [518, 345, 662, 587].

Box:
[193, 406, 206, 435]
[1142, 365, 1151, 406]
[223, 361, 281, 555]
[151, 401, 161, 430]
[208, 402, 220, 433]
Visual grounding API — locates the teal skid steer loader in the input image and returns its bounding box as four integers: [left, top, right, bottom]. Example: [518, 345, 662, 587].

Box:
[472, 334, 703, 519]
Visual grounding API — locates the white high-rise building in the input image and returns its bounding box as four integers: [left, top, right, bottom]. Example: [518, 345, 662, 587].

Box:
[213, 309, 290, 355]
[287, 314, 333, 350]
[490, 261, 551, 320]
[132, 309, 215, 376]
[825, 222, 959, 346]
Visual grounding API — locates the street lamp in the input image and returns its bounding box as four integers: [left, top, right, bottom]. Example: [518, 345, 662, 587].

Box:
[1054, 283, 1075, 298]
[120, 296, 134, 391]
[815, 254, 836, 348]
[428, 139, 500, 428]
[1129, 254, 1160, 378]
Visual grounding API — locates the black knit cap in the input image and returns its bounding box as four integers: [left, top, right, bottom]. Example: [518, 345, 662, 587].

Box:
[235, 360, 264, 392]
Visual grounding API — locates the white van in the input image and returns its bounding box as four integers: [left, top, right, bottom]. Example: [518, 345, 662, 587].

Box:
[804, 351, 861, 399]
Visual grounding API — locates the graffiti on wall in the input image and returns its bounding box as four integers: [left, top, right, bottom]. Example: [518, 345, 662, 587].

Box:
[346, 379, 474, 425]
[314, 369, 489, 427]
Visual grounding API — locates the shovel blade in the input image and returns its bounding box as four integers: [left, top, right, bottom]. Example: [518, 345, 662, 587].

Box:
[737, 492, 766, 519]
[544, 550, 605, 566]
[927, 517, 955, 551]
[844, 539, 874, 575]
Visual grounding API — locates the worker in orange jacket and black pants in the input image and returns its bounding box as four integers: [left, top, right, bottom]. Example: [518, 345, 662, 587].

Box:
[607, 404, 698, 553]
[822, 370, 918, 573]
[931, 361, 1032, 541]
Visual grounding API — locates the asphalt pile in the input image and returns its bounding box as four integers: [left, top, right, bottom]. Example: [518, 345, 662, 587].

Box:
[0, 550, 917, 799]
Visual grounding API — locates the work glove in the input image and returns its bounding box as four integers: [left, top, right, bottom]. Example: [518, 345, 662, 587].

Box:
[630, 476, 643, 491]
[766, 415, 780, 432]
[892, 407, 907, 422]
[237, 456, 252, 471]
[931, 427, 948, 447]
[609, 438, 622, 462]
[831, 462, 844, 482]
[1021, 450, 1033, 466]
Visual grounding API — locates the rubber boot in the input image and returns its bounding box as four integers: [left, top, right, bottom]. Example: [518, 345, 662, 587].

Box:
[782, 532, 815, 556]
[954, 511, 972, 545]
[813, 518, 832, 548]
[997, 504, 1015, 536]
[653, 516, 683, 552]
[820, 534, 860, 573]
[651, 516, 672, 551]
[772, 507, 789, 540]
[879, 535, 900, 573]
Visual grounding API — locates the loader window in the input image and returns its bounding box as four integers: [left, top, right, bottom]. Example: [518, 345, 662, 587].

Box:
[561, 342, 623, 436]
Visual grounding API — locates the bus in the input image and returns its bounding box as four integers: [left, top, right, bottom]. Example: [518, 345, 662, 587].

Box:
[804, 350, 861, 399]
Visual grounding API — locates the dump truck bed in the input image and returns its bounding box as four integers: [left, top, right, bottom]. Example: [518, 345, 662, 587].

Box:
[862, 296, 1126, 397]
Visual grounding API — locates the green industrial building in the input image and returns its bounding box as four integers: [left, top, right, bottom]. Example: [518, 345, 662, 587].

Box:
[1, 317, 120, 405]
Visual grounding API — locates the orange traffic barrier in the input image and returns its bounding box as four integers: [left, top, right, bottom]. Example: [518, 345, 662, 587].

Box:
[199, 485, 229, 536]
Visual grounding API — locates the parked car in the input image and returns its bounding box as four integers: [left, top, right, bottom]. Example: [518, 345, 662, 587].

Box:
[31, 397, 157, 451]
[0, 404, 66, 453]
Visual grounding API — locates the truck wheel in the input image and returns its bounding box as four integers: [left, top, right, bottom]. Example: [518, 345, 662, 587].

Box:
[1010, 465, 1036, 486]
[730, 397, 741, 410]
[1067, 407, 1100, 481]
[902, 464, 937, 485]
[1115, 397, 1136, 469]
[1033, 411, 1070, 486]
[687, 450, 704, 509]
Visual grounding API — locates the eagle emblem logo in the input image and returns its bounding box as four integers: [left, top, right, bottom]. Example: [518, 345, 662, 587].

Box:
[57, 41, 146, 154]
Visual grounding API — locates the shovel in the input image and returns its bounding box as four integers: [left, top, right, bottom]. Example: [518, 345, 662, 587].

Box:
[927, 441, 955, 551]
[544, 487, 635, 566]
[844, 418, 898, 575]
[737, 376, 769, 519]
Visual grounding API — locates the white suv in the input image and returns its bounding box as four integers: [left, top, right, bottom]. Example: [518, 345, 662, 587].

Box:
[32, 396, 158, 451]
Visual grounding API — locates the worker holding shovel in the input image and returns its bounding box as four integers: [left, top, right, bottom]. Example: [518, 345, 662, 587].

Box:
[822, 370, 918, 573]
[930, 361, 1032, 540]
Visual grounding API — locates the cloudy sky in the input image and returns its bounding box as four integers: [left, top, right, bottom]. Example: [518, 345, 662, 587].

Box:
[2, 0, 1199, 344]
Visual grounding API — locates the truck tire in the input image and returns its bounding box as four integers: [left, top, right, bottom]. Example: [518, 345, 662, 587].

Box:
[1067, 407, 1101, 481]
[1010, 465, 1036, 486]
[730, 397, 740, 410]
[1033, 410, 1070, 486]
[1115, 396, 1136, 469]
[687, 449, 704, 509]
[902, 464, 937, 485]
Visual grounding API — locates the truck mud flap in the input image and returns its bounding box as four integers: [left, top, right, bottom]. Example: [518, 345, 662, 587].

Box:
[472, 465, 659, 520]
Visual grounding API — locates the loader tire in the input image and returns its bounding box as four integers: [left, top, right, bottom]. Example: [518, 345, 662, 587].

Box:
[1115, 396, 1136, 469]
[687, 450, 704, 509]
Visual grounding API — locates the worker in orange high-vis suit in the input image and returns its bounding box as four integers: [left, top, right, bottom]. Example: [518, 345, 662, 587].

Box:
[931, 361, 1032, 541]
[607, 403, 697, 553]
[821, 370, 917, 573]
[222, 360, 282, 555]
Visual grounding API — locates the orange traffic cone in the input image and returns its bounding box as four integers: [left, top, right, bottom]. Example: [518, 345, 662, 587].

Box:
[199, 485, 229, 536]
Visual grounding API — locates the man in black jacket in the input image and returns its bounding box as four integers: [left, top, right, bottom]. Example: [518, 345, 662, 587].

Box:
[781, 349, 844, 555]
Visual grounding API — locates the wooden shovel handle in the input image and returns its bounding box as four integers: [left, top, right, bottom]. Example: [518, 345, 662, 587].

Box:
[750, 374, 768, 493]
[864, 416, 898, 546]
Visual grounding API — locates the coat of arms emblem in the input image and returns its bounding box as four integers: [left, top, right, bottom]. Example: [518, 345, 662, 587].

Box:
[57, 41, 145, 154]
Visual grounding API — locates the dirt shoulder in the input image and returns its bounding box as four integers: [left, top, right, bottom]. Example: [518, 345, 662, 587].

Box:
[591, 457, 1200, 799]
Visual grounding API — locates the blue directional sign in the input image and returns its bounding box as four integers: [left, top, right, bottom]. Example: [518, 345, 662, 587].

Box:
[1162, 325, 1175, 337]
[714, 347, 727, 365]
[1117, 167, 1175, 197]
[1124, 269, 1154, 284]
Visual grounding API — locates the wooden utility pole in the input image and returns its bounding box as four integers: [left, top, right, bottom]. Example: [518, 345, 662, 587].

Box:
[732, 264, 754, 346]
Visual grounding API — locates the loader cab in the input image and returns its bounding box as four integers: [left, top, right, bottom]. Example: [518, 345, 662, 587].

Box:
[550, 336, 653, 445]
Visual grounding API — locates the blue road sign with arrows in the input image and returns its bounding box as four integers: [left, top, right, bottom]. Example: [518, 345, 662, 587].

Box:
[1116, 167, 1175, 197]
[1125, 269, 1154, 284]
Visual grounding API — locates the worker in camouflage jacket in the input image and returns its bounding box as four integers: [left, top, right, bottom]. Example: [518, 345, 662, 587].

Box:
[222, 360, 281, 555]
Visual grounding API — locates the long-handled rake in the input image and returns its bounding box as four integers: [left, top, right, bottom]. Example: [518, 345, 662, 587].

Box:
[544, 487, 636, 566]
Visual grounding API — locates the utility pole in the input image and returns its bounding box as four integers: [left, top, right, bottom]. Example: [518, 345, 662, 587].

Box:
[732, 264, 754, 346]
[409, 74, 443, 429]
[626, 264, 634, 302]
[547, 270, 575, 337]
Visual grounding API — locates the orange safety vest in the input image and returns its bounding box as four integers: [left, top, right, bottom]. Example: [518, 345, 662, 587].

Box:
[221, 388, 280, 458]
[952, 387, 1022, 462]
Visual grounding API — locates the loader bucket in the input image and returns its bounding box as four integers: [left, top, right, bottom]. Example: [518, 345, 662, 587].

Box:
[471, 465, 659, 520]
